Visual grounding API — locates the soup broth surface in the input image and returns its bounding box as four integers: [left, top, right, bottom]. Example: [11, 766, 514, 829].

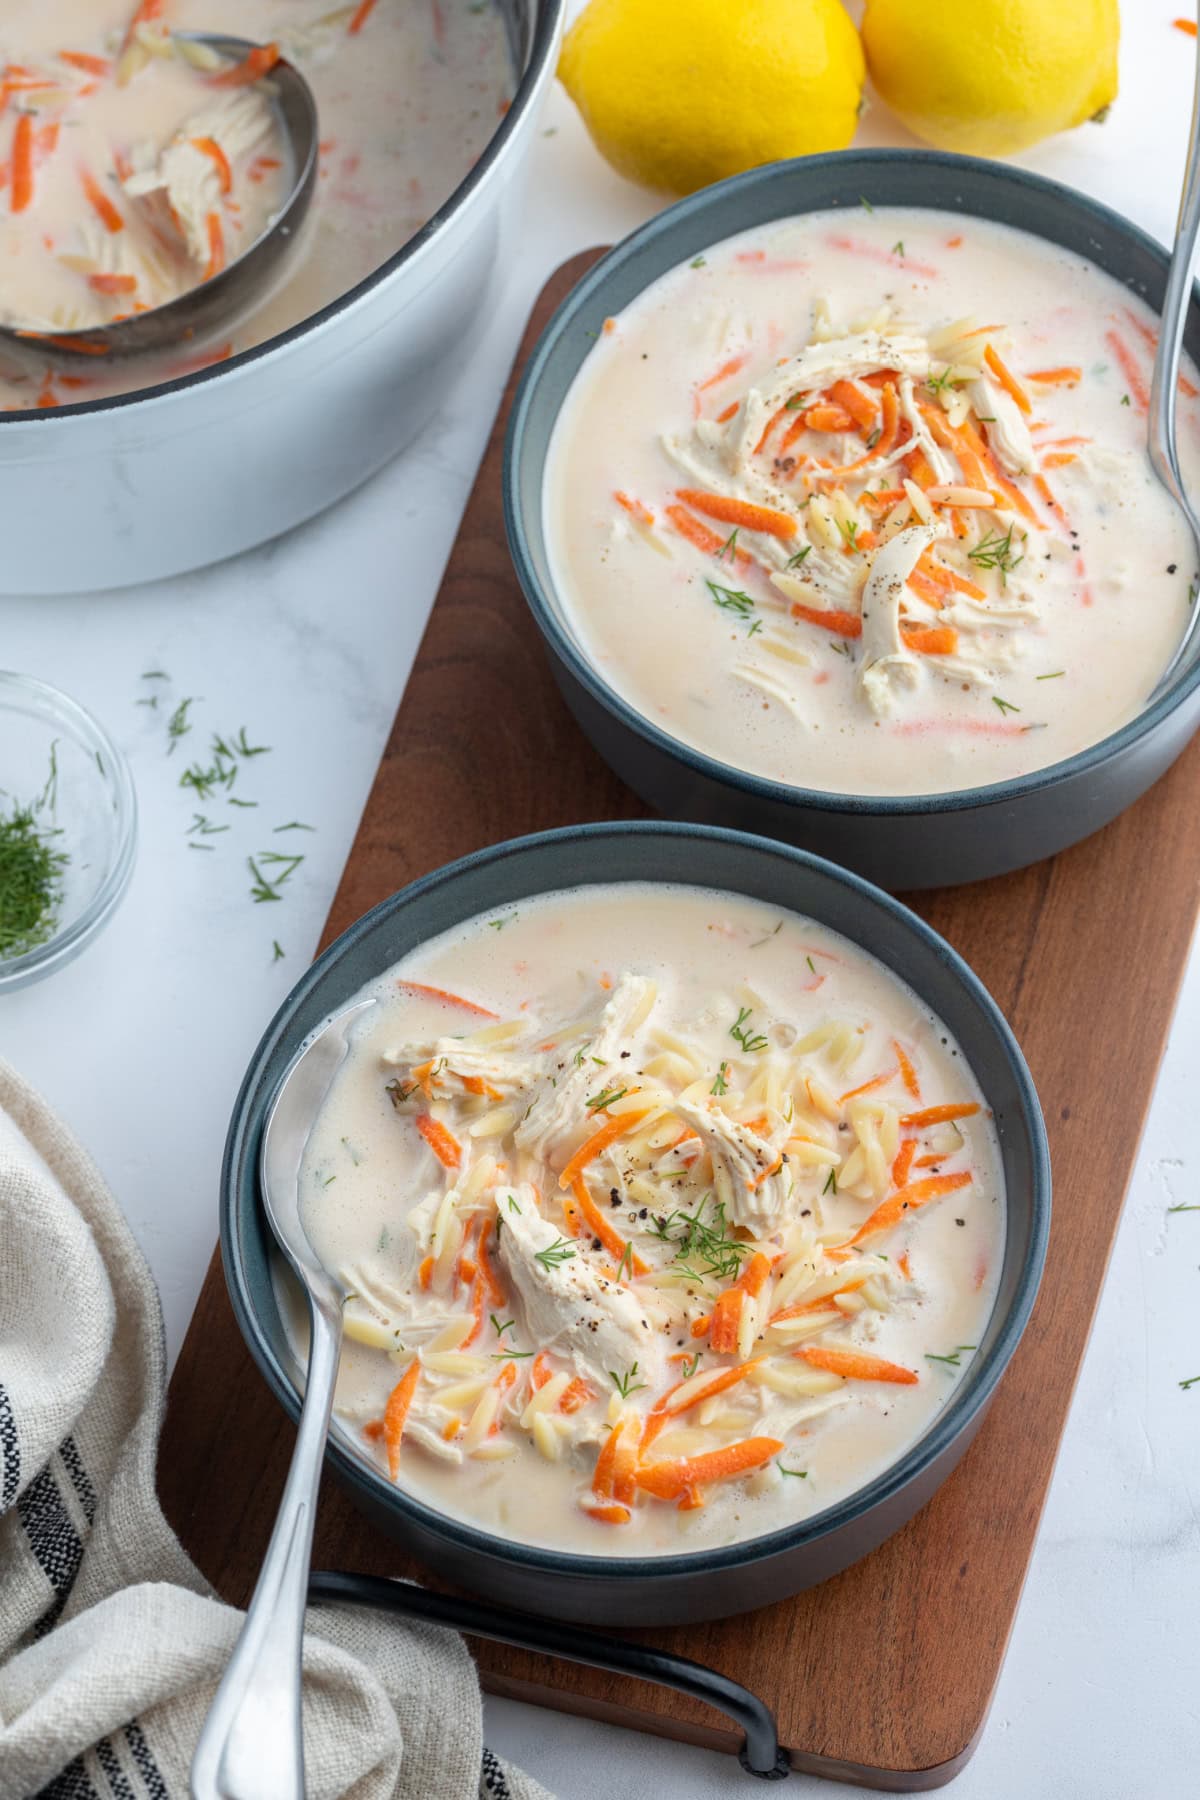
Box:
[285, 883, 1005, 1556]
[545, 209, 1199, 797]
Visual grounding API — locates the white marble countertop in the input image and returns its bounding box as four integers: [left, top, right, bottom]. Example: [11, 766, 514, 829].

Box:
[5, 5, 1199, 1794]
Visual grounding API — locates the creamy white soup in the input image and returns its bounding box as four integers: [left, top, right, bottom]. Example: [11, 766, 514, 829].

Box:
[283, 884, 1005, 1556]
[545, 210, 1200, 797]
[0, 0, 513, 409]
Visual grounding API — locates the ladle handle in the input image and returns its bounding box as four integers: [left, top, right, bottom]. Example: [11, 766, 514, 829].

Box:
[190, 1296, 342, 1800]
[1150, 10, 1200, 519]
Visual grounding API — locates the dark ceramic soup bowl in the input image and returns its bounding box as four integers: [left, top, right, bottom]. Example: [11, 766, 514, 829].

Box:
[222, 821, 1050, 1627]
[504, 150, 1200, 890]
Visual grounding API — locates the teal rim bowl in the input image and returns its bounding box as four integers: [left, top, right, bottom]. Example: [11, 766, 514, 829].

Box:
[221, 820, 1050, 1625]
[504, 150, 1200, 888]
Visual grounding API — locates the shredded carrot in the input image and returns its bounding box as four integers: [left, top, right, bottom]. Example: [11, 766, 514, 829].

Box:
[530, 1352, 552, 1390]
[201, 212, 225, 281]
[1121, 310, 1198, 397]
[415, 1113, 462, 1171]
[560, 1376, 594, 1414]
[642, 1358, 763, 1450]
[87, 272, 137, 295]
[558, 1109, 650, 1190]
[1041, 452, 1077, 470]
[716, 401, 740, 424]
[904, 446, 938, 490]
[753, 402, 790, 455]
[1027, 366, 1082, 387]
[10, 114, 33, 213]
[585, 1502, 631, 1524]
[847, 1171, 972, 1246]
[803, 403, 857, 433]
[637, 1437, 783, 1499]
[983, 345, 1032, 414]
[690, 1313, 711, 1338]
[665, 503, 753, 567]
[614, 489, 654, 528]
[362, 1419, 385, 1442]
[897, 1250, 912, 1280]
[1175, 16, 1198, 36]
[815, 381, 899, 482]
[395, 980, 498, 1018]
[900, 1102, 981, 1128]
[915, 1153, 944, 1168]
[462, 1275, 487, 1347]
[475, 1219, 506, 1304]
[675, 489, 798, 541]
[893, 1041, 921, 1100]
[891, 1139, 916, 1188]
[840, 1069, 895, 1104]
[592, 1418, 626, 1501]
[861, 487, 907, 513]
[902, 625, 958, 655]
[1104, 328, 1151, 413]
[797, 1346, 918, 1385]
[696, 354, 749, 395]
[210, 42, 281, 87]
[915, 552, 987, 600]
[828, 379, 879, 431]
[461, 1074, 503, 1101]
[708, 1251, 770, 1354]
[570, 1173, 650, 1275]
[192, 135, 232, 195]
[791, 602, 861, 639]
[383, 1360, 420, 1479]
[60, 50, 112, 76]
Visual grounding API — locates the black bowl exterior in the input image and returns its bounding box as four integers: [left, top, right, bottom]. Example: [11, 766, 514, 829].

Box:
[505, 150, 1200, 891]
[222, 822, 1050, 1626]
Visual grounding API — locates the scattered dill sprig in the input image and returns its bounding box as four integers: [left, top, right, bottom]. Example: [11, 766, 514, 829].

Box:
[967, 523, 1024, 585]
[650, 1197, 748, 1283]
[710, 1061, 730, 1096]
[786, 545, 812, 570]
[925, 1344, 976, 1367]
[534, 1236, 576, 1270]
[610, 1363, 647, 1399]
[717, 528, 740, 562]
[706, 579, 756, 619]
[586, 1085, 628, 1112]
[166, 697, 197, 754]
[730, 1005, 768, 1053]
[992, 696, 1021, 716]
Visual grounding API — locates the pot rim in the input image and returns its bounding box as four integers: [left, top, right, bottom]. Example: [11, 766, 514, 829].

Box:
[1, 0, 563, 428]
[222, 818, 1051, 1584]
[504, 147, 1200, 818]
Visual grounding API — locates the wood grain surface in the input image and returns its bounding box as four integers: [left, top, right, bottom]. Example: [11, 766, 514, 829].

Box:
[158, 251, 1200, 1788]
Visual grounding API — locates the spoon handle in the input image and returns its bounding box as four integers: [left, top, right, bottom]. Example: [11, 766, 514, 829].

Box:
[191, 1296, 342, 1800]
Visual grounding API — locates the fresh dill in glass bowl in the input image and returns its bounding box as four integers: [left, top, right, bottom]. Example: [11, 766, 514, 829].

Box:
[0, 673, 136, 991]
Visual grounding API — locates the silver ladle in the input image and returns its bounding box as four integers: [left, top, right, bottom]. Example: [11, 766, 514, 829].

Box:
[191, 997, 373, 1800]
[0, 34, 317, 368]
[1150, 23, 1200, 694]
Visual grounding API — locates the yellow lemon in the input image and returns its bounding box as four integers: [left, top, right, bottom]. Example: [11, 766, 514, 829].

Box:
[558, 0, 866, 196]
[861, 0, 1119, 158]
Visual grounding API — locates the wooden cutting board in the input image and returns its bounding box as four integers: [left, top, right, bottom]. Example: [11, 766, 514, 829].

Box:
[158, 251, 1200, 1788]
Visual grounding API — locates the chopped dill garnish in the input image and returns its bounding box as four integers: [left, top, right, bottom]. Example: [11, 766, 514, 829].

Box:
[616, 1241, 635, 1281]
[730, 1005, 768, 1053]
[1181, 1374, 1200, 1390]
[489, 913, 518, 930]
[711, 1060, 730, 1096]
[0, 746, 68, 960]
[967, 523, 1024, 585]
[925, 1345, 976, 1366]
[859, 195, 874, 214]
[506, 1193, 522, 1213]
[166, 697, 196, 754]
[822, 1167, 838, 1195]
[747, 618, 763, 636]
[806, 955, 816, 973]
[1167, 1202, 1200, 1213]
[572, 1041, 592, 1066]
[274, 820, 314, 833]
[992, 696, 1021, 716]
[830, 638, 852, 657]
[1120, 393, 1131, 406]
[706, 578, 756, 618]
[892, 240, 905, 258]
[491, 1316, 515, 1339]
[926, 368, 960, 397]
[586, 1085, 628, 1112]
[272, 940, 285, 962]
[610, 1362, 647, 1398]
[750, 919, 783, 948]
[777, 1462, 808, 1478]
[717, 528, 740, 562]
[534, 1236, 576, 1269]
[650, 1197, 748, 1282]
[838, 518, 860, 552]
[141, 669, 169, 681]
[786, 545, 812, 570]
[188, 813, 229, 837]
[385, 1078, 418, 1108]
[248, 855, 284, 902]
[1036, 671, 1066, 681]
[680, 1351, 702, 1379]
[864, 426, 881, 449]
[228, 796, 257, 808]
[690, 255, 706, 268]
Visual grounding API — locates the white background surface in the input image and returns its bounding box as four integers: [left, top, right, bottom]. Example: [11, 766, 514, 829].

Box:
[4, 4, 1199, 1795]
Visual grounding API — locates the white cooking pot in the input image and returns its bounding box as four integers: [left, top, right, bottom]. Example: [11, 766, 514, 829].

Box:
[0, 0, 563, 596]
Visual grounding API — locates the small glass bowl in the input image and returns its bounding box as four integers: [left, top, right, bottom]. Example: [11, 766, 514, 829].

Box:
[0, 672, 137, 992]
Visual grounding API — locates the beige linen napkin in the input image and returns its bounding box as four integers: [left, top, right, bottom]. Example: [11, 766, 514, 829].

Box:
[0, 1057, 553, 1800]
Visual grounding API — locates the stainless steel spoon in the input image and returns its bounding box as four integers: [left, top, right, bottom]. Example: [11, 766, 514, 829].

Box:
[1149, 22, 1200, 695]
[191, 997, 373, 1800]
[0, 34, 317, 369]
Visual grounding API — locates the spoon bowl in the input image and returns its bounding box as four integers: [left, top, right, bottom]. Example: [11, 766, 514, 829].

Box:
[0, 34, 318, 371]
[192, 996, 373, 1800]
